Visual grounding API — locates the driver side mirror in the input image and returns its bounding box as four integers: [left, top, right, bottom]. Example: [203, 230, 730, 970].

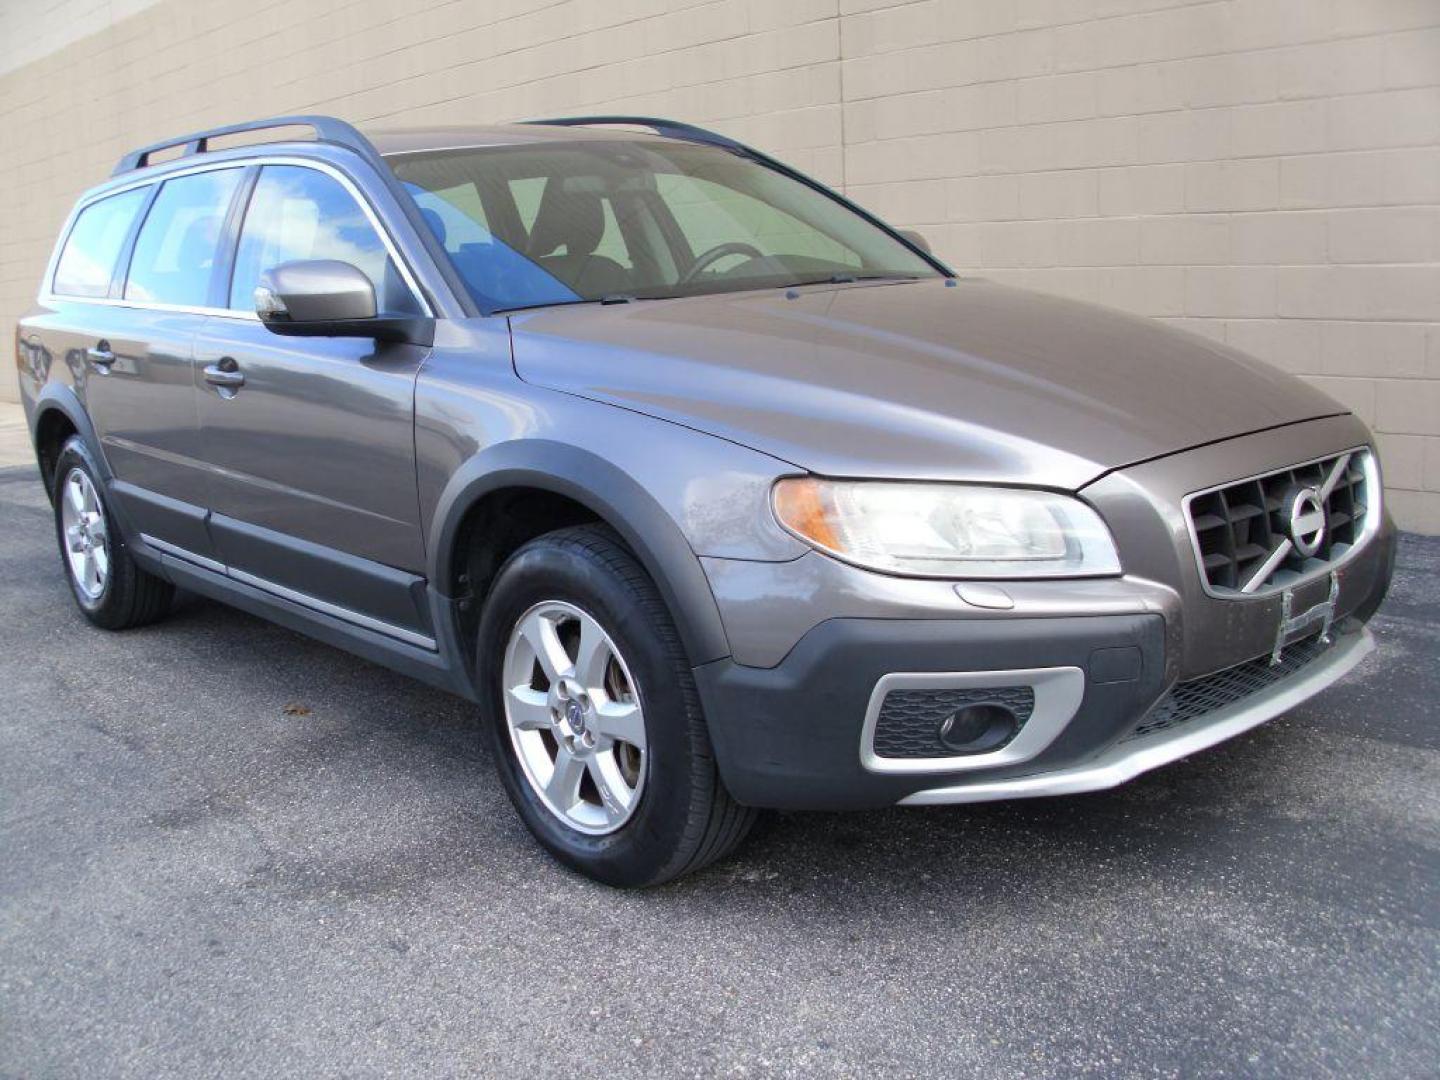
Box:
[255, 260, 430, 344]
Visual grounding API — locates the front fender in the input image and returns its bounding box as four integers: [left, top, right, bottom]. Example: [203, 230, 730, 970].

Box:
[427, 439, 732, 666]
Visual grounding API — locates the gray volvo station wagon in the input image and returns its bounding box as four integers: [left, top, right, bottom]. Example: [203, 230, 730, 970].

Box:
[17, 115, 1395, 885]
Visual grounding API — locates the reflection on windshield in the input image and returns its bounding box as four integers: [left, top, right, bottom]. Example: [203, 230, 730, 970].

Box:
[389, 140, 939, 313]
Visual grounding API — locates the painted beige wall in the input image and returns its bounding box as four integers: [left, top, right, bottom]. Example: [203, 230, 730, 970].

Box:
[2, 0, 1437, 530]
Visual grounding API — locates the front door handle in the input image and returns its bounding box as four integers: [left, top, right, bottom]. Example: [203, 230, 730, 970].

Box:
[203, 357, 245, 396]
[86, 342, 116, 369]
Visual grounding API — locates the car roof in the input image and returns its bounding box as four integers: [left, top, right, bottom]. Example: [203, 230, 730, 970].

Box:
[367, 123, 675, 158]
[81, 121, 682, 206]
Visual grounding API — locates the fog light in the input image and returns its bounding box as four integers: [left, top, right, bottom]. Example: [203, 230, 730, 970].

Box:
[937, 703, 1019, 754]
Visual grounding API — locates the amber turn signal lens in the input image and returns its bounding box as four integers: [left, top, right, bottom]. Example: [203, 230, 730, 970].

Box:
[772, 476, 843, 552]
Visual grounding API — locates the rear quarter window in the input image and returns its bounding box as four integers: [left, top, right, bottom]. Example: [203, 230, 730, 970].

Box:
[51, 187, 149, 298]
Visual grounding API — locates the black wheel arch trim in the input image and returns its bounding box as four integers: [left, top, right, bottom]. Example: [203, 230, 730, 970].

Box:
[31, 384, 109, 482]
[31, 388, 155, 566]
[427, 439, 732, 667]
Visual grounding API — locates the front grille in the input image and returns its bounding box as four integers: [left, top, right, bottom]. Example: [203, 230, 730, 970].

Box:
[872, 686, 1034, 758]
[1186, 448, 1372, 596]
[1124, 633, 1334, 742]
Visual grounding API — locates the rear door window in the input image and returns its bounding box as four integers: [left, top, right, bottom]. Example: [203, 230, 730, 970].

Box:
[52, 187, 149, 298]
[123, 168, 242, 307]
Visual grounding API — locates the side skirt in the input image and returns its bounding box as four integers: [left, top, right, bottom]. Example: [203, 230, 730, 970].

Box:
[133, 539, 479, 703]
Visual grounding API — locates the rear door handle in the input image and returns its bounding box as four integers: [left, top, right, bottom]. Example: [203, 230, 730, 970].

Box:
[203, 358, 245, 394]
[86, 342, 116, 369]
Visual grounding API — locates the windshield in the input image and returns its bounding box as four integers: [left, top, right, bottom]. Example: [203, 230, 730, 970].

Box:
[388, 139, 941, 312]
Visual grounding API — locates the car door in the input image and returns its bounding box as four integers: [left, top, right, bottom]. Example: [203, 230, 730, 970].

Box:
[192, 162, 434, 645]
[54, 168, 243, 561]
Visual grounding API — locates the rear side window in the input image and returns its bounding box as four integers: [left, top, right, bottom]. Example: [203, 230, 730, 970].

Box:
[52, 188, 148, 298]
[123, 169, 242, 307]
[228, 165, 421, 314]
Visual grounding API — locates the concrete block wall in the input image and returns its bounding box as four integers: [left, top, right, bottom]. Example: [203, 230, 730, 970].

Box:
[2, 0, 1437, 530]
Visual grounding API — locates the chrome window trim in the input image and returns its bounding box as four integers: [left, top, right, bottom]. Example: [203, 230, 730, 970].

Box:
[1181, 445, 1381, 601]
[140, 533, 437, 651]
[40, 155, 432, 319]
[860, 666, 1085, 775]
[37, 295, 262, 322]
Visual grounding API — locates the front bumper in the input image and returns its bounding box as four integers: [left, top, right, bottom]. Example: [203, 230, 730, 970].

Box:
[900, 624, 1374, 805]
[693, 501, 1395, 813]
[695, 609, 1169, 810]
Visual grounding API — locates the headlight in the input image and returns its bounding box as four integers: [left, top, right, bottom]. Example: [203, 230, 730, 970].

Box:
[772, 477, 1122, 579]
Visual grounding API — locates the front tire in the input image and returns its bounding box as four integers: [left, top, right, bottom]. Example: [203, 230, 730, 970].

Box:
[51, 436, 173, 630]
[477, 525, 756, 887]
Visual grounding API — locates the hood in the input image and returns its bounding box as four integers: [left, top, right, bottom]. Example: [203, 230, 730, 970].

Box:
[508, 279, 1345, 490]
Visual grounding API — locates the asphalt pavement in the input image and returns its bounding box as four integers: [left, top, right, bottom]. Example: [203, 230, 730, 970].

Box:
[0, 403, 31, 469]
[1, 462, 1437, 1079]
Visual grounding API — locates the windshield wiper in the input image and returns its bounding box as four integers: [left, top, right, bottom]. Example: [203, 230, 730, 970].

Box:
[496, 275, 925, 314]
[501, 292, 695, 313]
[493, 297, 606, 314]
[774, 272, 923, 290]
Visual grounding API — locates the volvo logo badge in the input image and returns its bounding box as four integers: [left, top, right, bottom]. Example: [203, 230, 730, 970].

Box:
[565, 699, 587, 735]
[1284, 486, 1326, 558]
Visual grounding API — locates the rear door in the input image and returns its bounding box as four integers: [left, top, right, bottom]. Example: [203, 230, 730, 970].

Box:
[58, 167, 243, 559]
[192, 162, 434, 645]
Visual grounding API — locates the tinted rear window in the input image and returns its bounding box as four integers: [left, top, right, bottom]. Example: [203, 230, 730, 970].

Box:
[52, 188, 148, 298]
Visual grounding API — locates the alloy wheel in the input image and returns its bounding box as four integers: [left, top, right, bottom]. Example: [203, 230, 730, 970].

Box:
[60, 467, 109, 601]
[501, 600, 648, 835]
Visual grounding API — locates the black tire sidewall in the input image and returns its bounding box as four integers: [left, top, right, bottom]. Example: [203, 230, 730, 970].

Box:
[477, 533, 707, 886]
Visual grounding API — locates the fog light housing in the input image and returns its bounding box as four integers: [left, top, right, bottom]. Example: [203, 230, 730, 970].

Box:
[937, 703, 1019, 754]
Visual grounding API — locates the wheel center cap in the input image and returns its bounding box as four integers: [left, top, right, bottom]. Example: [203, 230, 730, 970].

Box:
[565, 700, 587, 735]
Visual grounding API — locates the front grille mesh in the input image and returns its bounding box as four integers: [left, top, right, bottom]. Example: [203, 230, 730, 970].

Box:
[1187, 449, 1370, 595]
[1125, 634, 1334, 742]
[873, 686, 1034, 759]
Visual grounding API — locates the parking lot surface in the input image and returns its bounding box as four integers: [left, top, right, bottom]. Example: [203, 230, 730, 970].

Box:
[2, 463, 1437, 1079]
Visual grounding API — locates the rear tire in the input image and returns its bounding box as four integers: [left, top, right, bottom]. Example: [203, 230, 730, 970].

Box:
[51, 436, 173, 630]
[477, 524, 756, 887]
